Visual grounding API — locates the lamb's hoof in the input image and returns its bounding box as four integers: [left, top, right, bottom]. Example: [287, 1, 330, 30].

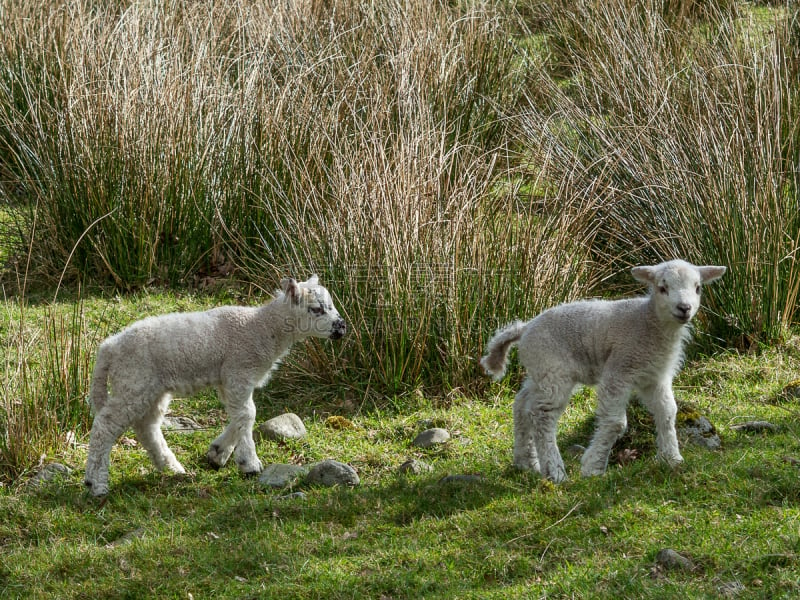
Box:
[85, 480, 109, 497]
[206, 444, 232, 470]
[580, 466, 607, 478]
[513, 460, 541, 474]
[543, 465, 568, 483]
[658, 453, 684, 468]
[237, 458, 263, 477]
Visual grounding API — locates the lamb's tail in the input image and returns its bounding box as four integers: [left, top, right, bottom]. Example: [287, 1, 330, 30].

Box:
[89, 341, 112, 413]
[480, 320, 527, 381]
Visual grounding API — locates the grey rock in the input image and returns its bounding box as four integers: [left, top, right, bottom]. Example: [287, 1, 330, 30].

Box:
[305, 459, 359, 487]
[161, 416, 203, 432]
[655, 548, 693, 571]
[397, 459, 433, 475]
[256, 413, 307, 442]
[412, 428, 450, 448]
[730, 421, 779, 433]
[25, 463, 72, 489]
[717, 581, 745, 598]
[276, 491, 307, 501]
[678, 415, 721, 450]
[258, 464, 309, 489]
[106, 527, 146, 548]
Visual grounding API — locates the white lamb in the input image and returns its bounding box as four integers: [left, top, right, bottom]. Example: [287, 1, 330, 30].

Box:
[480, 259, 725, 482]
[84, 275, 346, 496]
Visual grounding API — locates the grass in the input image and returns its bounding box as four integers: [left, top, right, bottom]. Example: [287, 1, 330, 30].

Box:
[2, 0, 800, 596]
[2, 328, 800, 598]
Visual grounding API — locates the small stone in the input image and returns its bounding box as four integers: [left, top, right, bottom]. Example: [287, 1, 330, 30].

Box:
[717, 581, 745, 598]
[256, 413, 307, 442]
[162, 416, 203, 432]
[412, 428, 450, 448]
[106, 527, 146, 548]
[305, 459, 359, 487]
[780, 379, 800, 400]
[655, 548, 693, 571]
[258, 464, 309, 489]
[397, 459, 433, 475]
[730, 421, 779, 433]
[25, 463, 72, 490]
[276, 491, 307, 501]
[678, 415, 721, 450]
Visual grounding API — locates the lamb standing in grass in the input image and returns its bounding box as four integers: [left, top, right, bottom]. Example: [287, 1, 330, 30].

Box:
[480, 260, 725, 482]
[84, 276, 346, 496]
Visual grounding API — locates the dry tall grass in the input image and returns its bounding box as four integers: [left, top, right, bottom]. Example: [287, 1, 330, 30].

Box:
[519, 0, 800, 347]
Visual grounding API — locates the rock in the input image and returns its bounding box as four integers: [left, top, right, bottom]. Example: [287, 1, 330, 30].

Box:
[256, 413, 307, 442]
[678, 414, 721, 450]
[161, 416, 203, 432]
[437, 474, 483, 485]
[305, 459, 359, 487]
[258, 464, 309, 489]
[717, 581, 745, 598]
[25, 463, 72, 490]
[730, 421, 779, 433]
[412, 428, 450, 448]
[106, 527, 146, 548]
[780, 379, 800, 400]
[655, 548, 693, 571]
[276, 491, 307, 501]
[397, 459, 433, 475]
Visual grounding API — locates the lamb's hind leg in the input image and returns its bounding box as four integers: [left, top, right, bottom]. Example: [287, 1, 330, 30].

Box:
[527, 378, 573, 483]
[512, 379, 540, 473]
[581, 379, 630, 477]
[132, 393, 185, 475]
[84, 406, 130, 497]
[207, 385, 262, 475]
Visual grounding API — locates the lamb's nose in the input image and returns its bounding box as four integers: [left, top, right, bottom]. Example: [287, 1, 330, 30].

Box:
[677, 303, 691, 316]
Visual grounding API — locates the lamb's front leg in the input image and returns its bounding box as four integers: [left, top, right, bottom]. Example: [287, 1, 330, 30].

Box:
[207, 386, 262, 475]
[638, 381, 683, 467]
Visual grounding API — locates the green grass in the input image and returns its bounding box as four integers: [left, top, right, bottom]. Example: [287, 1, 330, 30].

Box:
[2, 289, 800, 598]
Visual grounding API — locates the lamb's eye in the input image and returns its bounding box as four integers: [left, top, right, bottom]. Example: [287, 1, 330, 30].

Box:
[659, 285, 668, 295]
[309, 306, 325, 315]
[695, 285, 701, 294]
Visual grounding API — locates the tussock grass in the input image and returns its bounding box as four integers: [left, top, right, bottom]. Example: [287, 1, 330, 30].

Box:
[519, 1, 800, 347]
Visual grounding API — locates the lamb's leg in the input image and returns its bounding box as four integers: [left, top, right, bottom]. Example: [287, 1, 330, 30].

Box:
[512, 380, 540, 473]
[528, 378, 572, 483]
[581, 381, 629, 477]
[207, 386, 262, 475]
[84, 406, 130, 496]
[132, 393, 185, 474]
[638, 382, 683, 467]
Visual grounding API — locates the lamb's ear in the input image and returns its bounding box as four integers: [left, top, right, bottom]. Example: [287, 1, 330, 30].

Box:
[306, 274, 319, 286]
[698, 265, 726, 284]
[280, 277, 301, 304]
[631, 266, 656, 285]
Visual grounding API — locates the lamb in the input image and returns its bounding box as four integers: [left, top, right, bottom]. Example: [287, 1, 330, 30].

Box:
[480, 259, 725, 482]
[84, 275, 346, 496]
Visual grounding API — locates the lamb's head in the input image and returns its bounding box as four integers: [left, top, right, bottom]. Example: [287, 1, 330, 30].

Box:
[281, 275, 347, 339]
[632, 260, 726, 326]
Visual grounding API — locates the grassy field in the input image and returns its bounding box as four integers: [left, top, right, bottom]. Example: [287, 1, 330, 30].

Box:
[2, 290, 800, 598]
[2, 0, 800, 597]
